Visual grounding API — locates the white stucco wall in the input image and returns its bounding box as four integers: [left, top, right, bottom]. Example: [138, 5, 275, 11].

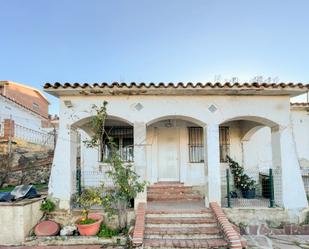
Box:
[49, 94, 308, 209]
[0, 95, 43, 131]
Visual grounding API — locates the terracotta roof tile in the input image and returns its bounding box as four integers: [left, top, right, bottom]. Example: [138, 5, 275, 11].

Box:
[44, 82, 309, 90]
[291, 102, 309, 107]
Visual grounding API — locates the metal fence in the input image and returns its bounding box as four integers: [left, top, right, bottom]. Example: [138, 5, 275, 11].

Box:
[76, 166, 116, 195]
[222, 167, 276, 208]
[14, 123, 54, 147]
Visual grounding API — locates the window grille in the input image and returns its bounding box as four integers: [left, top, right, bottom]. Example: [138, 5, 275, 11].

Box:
[102, 126, 134, 162]
[188, 127, 204, 163]
[219, 126, 230, 162]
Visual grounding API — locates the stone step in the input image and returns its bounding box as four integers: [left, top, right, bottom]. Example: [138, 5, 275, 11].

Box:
[147, 194, 203, 202]
[153, 181, 184, 185]
[143, 238, 228, 248]
[145, 227, 221, 235]
[147, 188, 195, 194]
[146, 212, 213, 218]
[146, 210, 211, 215]
[146, 217, 217, 225]
[146, 223, 218, 228]
[145, 233, 222, 240]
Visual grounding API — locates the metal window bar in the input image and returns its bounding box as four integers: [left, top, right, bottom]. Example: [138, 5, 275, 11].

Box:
[102, 126, 134, 162]
[188, 127, 204, 163]
[219, 127, 230, 162]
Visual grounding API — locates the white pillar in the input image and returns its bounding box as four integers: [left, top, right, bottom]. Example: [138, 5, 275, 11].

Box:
[271, 125, 308, 209]
[134, 122, 147, 207]
[204, 124, 221, 206]
[48, 123, 78, 210]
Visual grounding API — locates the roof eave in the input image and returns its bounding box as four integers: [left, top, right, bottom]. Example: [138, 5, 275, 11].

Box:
[44, 87, 308, 98]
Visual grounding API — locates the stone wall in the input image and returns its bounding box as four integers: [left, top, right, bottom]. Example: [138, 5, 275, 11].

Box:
[0, 138, 53, 187]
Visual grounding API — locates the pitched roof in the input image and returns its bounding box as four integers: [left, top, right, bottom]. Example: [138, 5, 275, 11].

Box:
[0, 80, 50, 104]
[290, 102, 309, 110]
[0, 93, 48, 119]
[44, 82, 309, 97]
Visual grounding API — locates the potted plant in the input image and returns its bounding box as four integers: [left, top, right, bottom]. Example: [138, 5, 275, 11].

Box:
[74, 185, 104, 236]
[227, 156, 256, 199]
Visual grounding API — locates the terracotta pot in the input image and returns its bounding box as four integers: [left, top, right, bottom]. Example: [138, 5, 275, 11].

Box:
[76, 213, 103, 236]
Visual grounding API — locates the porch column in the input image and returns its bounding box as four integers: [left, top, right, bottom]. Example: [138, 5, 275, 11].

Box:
[204, 123, 221, 206]
[134, 122, 147, 207]
[48, 123, 78, 209]
[271, 125, 308, 209]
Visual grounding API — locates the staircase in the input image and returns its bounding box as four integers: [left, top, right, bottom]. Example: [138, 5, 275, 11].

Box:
[143, 182, 229, 248]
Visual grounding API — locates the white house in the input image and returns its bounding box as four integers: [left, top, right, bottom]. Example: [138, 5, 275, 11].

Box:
[44, 82, 309, 211]
[0, 81, 54, 146]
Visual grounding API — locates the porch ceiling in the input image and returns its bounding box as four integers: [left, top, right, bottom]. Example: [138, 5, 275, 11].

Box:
[44, 82, 309, 97]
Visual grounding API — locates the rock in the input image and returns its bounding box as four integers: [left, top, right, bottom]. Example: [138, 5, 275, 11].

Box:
[60, 225, 77, 236]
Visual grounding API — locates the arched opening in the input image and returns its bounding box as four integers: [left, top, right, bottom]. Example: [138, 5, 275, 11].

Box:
[146, 116, 205, 185]
[71, 115, 133, 189]
[219, 116, 280, 207]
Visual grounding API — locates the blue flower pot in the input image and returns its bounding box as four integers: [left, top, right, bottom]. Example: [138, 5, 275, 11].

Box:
[242, 188, 256, 199]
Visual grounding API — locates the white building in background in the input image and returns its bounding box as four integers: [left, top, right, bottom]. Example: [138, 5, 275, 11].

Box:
[44, 82, 309, 212]
[0, 80, 54, 147]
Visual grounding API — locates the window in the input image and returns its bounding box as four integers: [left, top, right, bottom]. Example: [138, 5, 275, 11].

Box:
[188, 127, 204, 163]
[33, 103, 39, 111]
[219, 126, 230, 162]
[102, 126, 134, 162]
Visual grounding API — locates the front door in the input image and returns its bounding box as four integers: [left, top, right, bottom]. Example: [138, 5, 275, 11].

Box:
[158, 127, 179, 181]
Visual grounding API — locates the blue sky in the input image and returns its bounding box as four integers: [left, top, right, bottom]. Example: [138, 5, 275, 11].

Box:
[1, 0, 309, 114]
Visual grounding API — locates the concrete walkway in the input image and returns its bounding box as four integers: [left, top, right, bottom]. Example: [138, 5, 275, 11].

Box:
[245, 235, 309, 249]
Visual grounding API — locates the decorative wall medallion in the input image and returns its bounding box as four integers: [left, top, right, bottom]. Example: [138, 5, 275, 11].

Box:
[134, 103, 144, 111]
[208, 104, 218, 113]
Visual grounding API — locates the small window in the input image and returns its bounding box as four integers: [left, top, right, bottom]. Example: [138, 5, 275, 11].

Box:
[33, 103, 39, 111]
[188, 127, 204, 163]
[219, 126, 230, 162]
[102, 126, 134, 162]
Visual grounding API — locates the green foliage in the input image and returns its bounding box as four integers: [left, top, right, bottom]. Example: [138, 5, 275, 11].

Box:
[77, 218, 97, 225]
[40, 198, 56, 214]
[82, 101, 147, 229]
[102, 141, 147, 229]
[227, 156, 256, 191]
[97, 223, 120, 238]
[73, 185, 104, 219]
[83, 101, 108, 162]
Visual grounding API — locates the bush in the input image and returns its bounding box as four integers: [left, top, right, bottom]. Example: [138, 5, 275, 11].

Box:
[40, 198, 56, 213]
[97, 223, 120, 238]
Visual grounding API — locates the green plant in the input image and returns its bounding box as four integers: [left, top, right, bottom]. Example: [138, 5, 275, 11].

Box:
[83, 102, 147, 229]
[40, 198, 56, 214]
[83, 101, 108, 162]
[103, 148, 147, 229]
[97, 223, 120, 238]
[227, 156, 256, 191]
[74, 185, 104, 223]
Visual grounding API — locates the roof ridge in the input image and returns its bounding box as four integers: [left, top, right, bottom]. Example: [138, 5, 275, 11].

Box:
[44, 81, 309, 89]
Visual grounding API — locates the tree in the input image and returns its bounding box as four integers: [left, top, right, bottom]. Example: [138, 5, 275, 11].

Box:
[83, 102, 147, 230]
[83, 101, 108, 162]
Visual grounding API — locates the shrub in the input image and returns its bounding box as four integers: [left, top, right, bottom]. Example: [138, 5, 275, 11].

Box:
[40, 198, 56, 213]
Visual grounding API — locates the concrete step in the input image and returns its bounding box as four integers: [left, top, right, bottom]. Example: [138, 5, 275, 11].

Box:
[143, 238, 228, 248]
[147, 193, 203, 202]
[145, 233, 222, 240]
[146, 223, 218, 228]
[146, 210, 211, 215]
[146, 217, 217, 225]
[146, 212, 213, 218]
[145, 227, 221, 236]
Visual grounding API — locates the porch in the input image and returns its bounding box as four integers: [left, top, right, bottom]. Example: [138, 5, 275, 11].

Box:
[70, 115, 292, 209]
